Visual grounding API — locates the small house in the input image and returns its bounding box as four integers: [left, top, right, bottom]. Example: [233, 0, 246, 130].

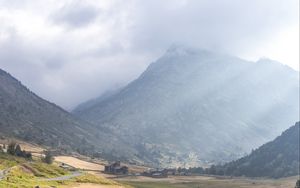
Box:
[104, 161, 128, 174]
[142, 169, 168, 178]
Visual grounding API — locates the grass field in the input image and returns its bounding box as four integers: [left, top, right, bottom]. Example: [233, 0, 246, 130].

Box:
[119, 175, 298, 188]
[0, 152, 127, 188]
[1, 148, 298, 188]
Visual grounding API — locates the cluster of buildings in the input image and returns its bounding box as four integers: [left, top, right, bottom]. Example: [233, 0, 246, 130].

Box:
[142, 168, 180, 178]
[104, 161, 128, 174]
[104, 161, 191, 178]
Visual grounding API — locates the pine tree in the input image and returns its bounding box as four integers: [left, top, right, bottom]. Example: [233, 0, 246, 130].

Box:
[43, 151, 54, 164]
[7, 142, 16, 155]
[295, 180, 300, 188]
[15, 144, 22, 157]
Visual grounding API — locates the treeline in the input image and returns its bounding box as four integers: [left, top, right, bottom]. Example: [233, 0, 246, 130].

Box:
[0, 142, 32, 159]
[1, 142, 55, 164]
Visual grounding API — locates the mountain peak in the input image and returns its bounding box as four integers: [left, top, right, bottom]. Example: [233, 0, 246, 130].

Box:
[74, 49, 299, 167]
[256, 57, 281, 65]
[256, 57, 297, 72]
[165, 44, 211, 57]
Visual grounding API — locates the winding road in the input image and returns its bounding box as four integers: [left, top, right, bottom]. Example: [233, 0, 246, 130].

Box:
[0, 168, 11, 181]
[1, 166, 82, 182]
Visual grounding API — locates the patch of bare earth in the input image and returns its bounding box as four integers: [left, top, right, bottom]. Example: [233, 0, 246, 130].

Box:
[55, 156, 104, 171]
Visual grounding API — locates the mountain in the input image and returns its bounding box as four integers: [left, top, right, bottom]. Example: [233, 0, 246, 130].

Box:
[73, 88, 121, 115]
[0, 68, 119, 156]
[74, 46, 299, 167]
[208, 122, 299, 178]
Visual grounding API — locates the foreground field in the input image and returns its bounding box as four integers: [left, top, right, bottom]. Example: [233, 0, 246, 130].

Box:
[0, 150, 128, 188]
[53, 156, 298, 188]
[1, 149, 298, 188]
[118, 175, 298, 188]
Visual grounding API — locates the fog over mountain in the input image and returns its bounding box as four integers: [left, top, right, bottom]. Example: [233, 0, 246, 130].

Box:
[74, 47, 299, 167]
[0, 0, 298, 109]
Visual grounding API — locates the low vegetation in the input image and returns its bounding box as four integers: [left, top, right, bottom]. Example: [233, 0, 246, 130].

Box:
[120, 176, 299, 188]
[0, 152, 25, 170]
[0, 144, 124, 187]
[72, 173, 120, 185]
[42, 150, 54, 164]
[23, 162, 69, 178]
[0, 166, 70, 188]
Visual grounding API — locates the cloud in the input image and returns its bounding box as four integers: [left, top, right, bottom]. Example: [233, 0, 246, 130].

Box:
[0, 0, 298, 109]
[51, 2, 99, 28]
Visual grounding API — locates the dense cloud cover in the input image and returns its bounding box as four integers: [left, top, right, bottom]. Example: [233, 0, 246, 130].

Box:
[0, 0, 298, 109]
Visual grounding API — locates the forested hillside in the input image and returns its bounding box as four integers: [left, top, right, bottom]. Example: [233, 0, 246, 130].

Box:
[204, 122, 300, 178]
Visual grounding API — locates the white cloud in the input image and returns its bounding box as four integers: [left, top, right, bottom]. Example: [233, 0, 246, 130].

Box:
[0, 0, 298, 109]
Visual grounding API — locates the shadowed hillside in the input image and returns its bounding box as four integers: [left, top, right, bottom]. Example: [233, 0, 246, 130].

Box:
[0, 69, 121, 156]
[206, 122, 300, 178]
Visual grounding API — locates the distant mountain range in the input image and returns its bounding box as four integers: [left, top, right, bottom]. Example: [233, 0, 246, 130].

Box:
[207, 122, 299, 178]
[74, 46, 299, 167]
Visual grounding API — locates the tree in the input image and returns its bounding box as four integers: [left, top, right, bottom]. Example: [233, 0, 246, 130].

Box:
[15, 144, 22, 157]
[7, 142, 16, 155]
[208, 165, 217, 175]
[42, 151, 54, 164]
[295, 180, 300, 188]
[5, 142, 32, 159]
[23, 150, 32, 159]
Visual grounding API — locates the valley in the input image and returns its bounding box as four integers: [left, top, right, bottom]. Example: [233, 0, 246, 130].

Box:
[73, 47, 299, 167]
[1, 139, 298, 188]
[0, 48, 299, 187]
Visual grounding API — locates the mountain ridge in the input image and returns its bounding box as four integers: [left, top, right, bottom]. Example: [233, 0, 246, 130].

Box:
[74, 47, 299, 167]
[0, 68, 109, 156]
[212, 122, 300, 178]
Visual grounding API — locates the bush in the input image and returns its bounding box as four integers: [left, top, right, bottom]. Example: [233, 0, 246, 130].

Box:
[42, 151, 54, 164]
[6, 142, 32, 159]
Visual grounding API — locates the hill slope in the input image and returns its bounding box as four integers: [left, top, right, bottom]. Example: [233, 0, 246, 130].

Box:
[213, 122, 300, 178]
[74, 46, 299, 166]
[0, 68, 113, 155]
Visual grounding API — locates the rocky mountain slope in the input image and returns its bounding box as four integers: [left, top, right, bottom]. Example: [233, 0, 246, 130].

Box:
[0, 68, 121, 156]
[74, 46, 299, 167]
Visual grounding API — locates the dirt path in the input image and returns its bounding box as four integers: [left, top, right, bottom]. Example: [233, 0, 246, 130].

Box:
[0, 170, 4, 180]
[0, 168, 11, 181]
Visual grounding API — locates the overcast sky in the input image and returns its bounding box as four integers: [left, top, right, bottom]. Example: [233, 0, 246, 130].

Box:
[0, 0, 298, 109]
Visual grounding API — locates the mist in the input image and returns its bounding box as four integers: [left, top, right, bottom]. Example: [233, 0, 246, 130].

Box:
[0, 0, 298, 109]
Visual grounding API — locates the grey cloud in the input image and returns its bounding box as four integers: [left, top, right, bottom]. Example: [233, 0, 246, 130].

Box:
[0, 0, 298, 109]
[51, 2, 99, 28]
[128, 0, 298, 54]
